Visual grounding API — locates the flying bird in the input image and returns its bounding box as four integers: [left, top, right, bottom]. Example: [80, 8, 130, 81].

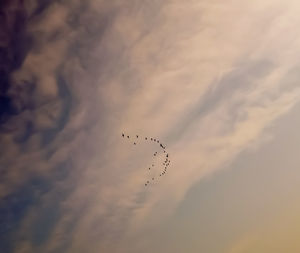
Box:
[120, 133, 171, 187]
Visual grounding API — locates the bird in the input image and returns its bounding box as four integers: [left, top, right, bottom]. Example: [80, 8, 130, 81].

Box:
[120, 132, 171, 185]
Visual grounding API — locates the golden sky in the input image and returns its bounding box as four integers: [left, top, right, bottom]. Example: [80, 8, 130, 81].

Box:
[1, 0, 300, 252]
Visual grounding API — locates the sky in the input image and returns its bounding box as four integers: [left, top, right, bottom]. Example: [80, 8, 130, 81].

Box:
[1, 0, 300, 252]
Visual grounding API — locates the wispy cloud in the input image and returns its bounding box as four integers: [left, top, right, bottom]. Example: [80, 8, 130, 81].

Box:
[1, 0, 300, 252]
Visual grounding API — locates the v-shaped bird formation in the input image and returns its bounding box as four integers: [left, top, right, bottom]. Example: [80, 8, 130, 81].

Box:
[121, 133, 171, 186]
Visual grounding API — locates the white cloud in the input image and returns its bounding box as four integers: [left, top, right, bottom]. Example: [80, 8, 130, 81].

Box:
[3, 0, 300, 252]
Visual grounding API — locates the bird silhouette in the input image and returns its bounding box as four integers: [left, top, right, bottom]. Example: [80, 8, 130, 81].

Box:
[120, 133, 171, 187]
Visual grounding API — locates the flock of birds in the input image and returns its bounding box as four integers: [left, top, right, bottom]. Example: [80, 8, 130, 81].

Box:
[121, 133, 171, 186]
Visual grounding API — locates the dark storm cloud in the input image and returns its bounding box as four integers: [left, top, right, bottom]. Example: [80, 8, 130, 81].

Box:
[0, 0, 114, 193]
[0, 1, 115, 251]
[0, 0, 31, 124]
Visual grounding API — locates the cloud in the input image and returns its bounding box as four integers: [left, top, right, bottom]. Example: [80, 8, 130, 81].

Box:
[1, 0, 300, 252]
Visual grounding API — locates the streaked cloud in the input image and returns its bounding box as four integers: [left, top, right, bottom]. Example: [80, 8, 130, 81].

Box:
[1, 0, 300, 252]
